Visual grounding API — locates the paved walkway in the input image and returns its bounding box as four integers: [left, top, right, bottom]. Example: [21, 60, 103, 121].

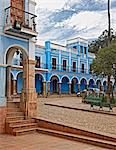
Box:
[37, 97, 116, 136]
[0, 133, 109, 150]
[45, 97, 116, 115]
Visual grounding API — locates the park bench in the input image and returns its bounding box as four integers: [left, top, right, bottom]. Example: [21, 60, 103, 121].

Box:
[84, 94, 113, 111]
[90, 100, 113, 111]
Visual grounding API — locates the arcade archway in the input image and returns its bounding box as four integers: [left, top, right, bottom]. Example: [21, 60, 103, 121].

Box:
[5, 45, 37, 117]
[80, 78, 87, 91]
[61, 76, 70, 94]
[71, 77, 78, 94]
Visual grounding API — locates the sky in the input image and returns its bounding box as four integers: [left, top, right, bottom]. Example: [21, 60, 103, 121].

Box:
[35, 0, 116, 44]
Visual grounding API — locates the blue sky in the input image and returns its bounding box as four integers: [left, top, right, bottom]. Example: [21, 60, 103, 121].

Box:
[35, 0, 116, 44]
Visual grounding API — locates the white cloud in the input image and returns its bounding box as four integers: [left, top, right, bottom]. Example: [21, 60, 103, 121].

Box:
[35, 0, 116, 43]
[35, 0, 67, 10]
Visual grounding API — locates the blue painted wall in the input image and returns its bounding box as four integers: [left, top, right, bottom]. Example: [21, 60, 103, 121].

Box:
[61, 77, 69, 93]
[35, 74, 43, 93]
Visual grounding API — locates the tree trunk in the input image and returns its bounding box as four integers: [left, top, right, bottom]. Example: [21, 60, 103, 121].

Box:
[107, 75, 111, 102]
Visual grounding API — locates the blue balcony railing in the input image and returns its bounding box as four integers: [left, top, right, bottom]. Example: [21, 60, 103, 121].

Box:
[35, 63, 47, 69]
[35, 62, 92, 74]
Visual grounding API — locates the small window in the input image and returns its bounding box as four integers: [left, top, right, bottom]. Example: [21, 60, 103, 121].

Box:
[84, 47, 86, 54]
[63, 60, 67, 71]
[72, 62, 76, 72]
[82, 64, 84, 73]
[35, 56, 41, 68]
[80, 46, 83, 53]
[90, 64, 92, 74]
[72, 46, 77, 50]
[52, 58, 56, 70]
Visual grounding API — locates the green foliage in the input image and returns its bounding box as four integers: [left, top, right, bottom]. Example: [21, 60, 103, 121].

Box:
[91, 41, 116, 77]
[111, 97, 116, 104]
[89, 29, 116, 53]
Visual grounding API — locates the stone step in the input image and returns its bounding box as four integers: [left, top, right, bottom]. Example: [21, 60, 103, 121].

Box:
[10, 122, 38, 128]
[13, 127, 37, 136]
[6, 112, 24, 117]
[7, 119, 35, 125]
[7, 108, 21, 112]
[6, 116, 25, 122]
[37, 128, 116, 149]
[7, 101, 20, 108]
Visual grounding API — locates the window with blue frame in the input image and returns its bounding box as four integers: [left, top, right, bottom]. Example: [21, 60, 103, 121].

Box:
[35, 56, 41, 68]
[52, 58, 56, 70]
[72, 61, 76, 72]
[84, 47, 86, 54]
[80, 46, 83, 53]
[63, 60, 67, 71]
[82, 63, 84, 73]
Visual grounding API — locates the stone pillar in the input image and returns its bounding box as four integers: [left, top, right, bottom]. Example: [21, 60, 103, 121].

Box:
[47, 81, 50, 96]
[12, 79, 17, 95]
[43, 81, 46, 97]
[21, 59, 37, 118]
[86, 84, 89, 90]
[101, 85, 104, 91]
[58, 82, 61, 95]
[6, 66, 12, 99]
[69, 83, 71, 95]
[78, 84, 80, 92]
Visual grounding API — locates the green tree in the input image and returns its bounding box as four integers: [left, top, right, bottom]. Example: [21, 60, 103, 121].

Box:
[89, 29, 116, 53]
[91, 41, 116, 100]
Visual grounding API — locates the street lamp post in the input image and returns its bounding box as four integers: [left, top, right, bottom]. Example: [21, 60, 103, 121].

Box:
[113, 64, 116, 94]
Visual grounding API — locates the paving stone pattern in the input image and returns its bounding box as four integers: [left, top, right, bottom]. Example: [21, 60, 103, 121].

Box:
[37, 97, 116, 136]
[0, 133, 109, 150]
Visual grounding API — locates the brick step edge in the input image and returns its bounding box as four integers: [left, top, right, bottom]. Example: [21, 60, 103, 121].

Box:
[10, 123, 38, 128]
[35, 117, 116, 142]
[6, 119, 35, 124]
[37, 128, 116, 150]
[6, 116, 25, 119]
[7, 112, 24, 115]
[13, 127, 37, 136]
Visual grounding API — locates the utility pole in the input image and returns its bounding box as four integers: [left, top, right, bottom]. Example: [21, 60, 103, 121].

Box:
[108, 0, 111, 39]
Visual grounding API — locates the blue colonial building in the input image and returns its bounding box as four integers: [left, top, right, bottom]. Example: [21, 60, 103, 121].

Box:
[12, 37, 108, 97]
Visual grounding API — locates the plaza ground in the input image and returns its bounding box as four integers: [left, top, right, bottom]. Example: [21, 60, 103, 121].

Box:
[0, 133, 109, 150]
[37, 96, 116, 136]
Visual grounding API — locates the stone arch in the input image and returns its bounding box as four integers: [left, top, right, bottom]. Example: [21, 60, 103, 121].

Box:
[50, 75, 60, 94]
[71, 77, 79, 94]
[35, 73, 44, 94]
[71, 76, 79, 83]
[10, 70, 16, 80]
[5, 45, 37, 117]
[5, 45, 28, 97]
[80, 78, 87, 91]
[79, 77, 87, 84]
[96, 79, 102, 90]
[50, 74, 60, 82]
[35, 73, 46, 82]
[61, 76, 70, 94]
[4, 44, 28, 65]
[60, 75, 71, 83]
[15, 71, 23, 79]
[88, 78, 95, 88]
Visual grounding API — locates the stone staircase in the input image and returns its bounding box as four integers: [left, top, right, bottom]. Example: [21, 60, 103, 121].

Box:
[37, 127, 116, 149]
[5, 101, 38, 136]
